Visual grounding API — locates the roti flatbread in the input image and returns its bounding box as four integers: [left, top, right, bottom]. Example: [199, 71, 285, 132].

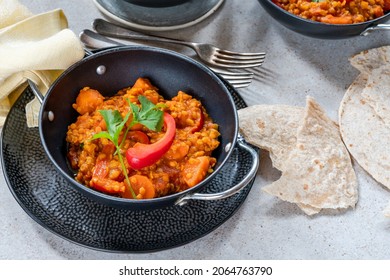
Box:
[349, 46, 390, 74]
[339, 72, 390, 189]
[238, 97, 358, 215]
[238, 104, 304, 171]
[361, 66, 390, 127]
[262, 97, 358, 213]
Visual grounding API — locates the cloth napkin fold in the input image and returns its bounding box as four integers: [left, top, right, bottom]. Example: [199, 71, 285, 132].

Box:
[0, 0, 85, 127]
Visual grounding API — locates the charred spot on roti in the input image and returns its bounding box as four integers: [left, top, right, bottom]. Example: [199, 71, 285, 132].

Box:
[256, 119, 265, 129]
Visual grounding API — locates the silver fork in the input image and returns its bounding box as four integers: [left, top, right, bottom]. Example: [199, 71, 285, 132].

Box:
[92, 19, 265, 69]
[79, 29, 254, 88]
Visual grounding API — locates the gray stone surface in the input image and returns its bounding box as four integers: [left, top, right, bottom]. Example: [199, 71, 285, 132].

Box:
[1, 0, 390, 260]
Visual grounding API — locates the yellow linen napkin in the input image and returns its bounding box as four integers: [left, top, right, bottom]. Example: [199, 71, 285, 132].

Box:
[0, 0, 32, 27]
[0, 1, 85, 127]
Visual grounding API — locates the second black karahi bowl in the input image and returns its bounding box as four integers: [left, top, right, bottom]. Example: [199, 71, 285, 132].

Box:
[258, 0, 390, 39]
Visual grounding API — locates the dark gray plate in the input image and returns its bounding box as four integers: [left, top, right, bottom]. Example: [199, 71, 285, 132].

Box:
[1, 83, 256, 253]
[94, 0, 225, 31]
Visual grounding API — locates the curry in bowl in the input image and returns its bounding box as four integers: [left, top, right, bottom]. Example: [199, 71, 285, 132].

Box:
[66, 77, 220, 200]
[272, 0, 390, 24]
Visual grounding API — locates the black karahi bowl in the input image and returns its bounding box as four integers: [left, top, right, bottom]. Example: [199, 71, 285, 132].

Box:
[30, 46, 259, 210]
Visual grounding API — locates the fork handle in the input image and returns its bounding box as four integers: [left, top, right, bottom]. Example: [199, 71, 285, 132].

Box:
[93, 19, 194, 49]
[80, 29, 125, 49]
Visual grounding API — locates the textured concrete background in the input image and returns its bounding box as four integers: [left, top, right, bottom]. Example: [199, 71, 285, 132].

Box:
[1, 0, 390, 259]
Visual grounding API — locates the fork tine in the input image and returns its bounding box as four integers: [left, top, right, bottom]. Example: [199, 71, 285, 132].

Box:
[212, 60, 264, 68]
[211, 67, 253, 77]
[226, 78, 253, 84]
[218, 73, 253, 81]
[215, 54, 265, 63]
[209, 67, 253, 88]
[218, 75, 253, 82]
[213, 70, 253, 78]
[213, 57, 265, 64]
[212, 49, 265, 68]
[216, 52, 266, 61]
[212, 53, 265, 68]
[216, 49, 266, 57]
[227, 80, 252, 88]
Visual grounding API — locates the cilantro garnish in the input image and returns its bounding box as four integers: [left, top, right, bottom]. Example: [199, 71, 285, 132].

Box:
[94, 110, 131, 147]
[92, 95, 165, 199]
[92, 109, 136, 198]
[128, 95, 165, 131]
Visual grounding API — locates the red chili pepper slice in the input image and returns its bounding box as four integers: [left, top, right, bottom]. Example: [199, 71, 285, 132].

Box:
[126, 112, 176, 169]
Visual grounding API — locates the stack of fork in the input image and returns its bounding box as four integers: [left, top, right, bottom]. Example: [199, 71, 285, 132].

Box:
[80, 19, 266, 89]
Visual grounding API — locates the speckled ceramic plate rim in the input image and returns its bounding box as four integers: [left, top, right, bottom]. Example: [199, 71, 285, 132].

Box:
[0, 82, 257, 253]
[93, 0, 225, 32]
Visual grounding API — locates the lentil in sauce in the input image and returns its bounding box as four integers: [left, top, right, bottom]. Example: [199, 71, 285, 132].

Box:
[272, 0, 390, 24]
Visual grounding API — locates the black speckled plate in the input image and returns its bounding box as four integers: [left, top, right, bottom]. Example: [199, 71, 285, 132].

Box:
[1, 83, 256, 253]
[93, 0, 225, 31]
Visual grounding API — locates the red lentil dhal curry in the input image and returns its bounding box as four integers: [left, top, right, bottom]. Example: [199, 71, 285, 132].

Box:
[273, 0, 390, 24]
[66, 78, 220, 199]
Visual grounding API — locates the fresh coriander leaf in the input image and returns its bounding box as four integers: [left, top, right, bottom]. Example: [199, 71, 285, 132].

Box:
[94, 109, 130, 146]
[100, 110, 122, 137]
[92, 131, 112, 142]
[138, 108, 164, 131]
[139, 95, 157, 113]
[92, 108, 135, 199]
[129, 102, 140, 117]
[130, 96, 164, 131]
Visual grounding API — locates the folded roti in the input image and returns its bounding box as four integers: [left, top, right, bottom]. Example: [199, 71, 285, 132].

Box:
[238, 104, 304, 171]
[263, 97, 358, 213]
[238, 97, 358, 215]
[349, 45, 390, 74]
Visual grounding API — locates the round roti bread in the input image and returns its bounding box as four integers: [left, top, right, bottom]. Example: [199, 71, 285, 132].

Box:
[339, 72, 390, 189]
[361, 66, 390, 127]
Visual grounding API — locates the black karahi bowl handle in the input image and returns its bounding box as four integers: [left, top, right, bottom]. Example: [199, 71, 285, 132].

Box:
[360, 23, 390, 36]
